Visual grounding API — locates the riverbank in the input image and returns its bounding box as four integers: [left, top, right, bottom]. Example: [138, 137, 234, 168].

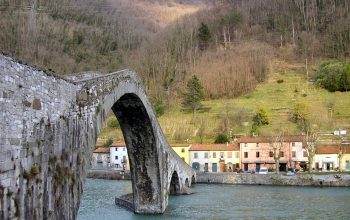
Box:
[87, 169, 350, 187]
[196, 172, 350, 187]
[87, 169, 131, 180]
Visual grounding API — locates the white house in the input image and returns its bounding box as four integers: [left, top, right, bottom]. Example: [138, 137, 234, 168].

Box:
[314, 145, 339, 171]
[110, 142, 129, 171]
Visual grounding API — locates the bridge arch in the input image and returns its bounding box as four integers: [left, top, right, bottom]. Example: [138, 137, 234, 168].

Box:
[111, 93, 161, 213]
[169, 171, 180, 195]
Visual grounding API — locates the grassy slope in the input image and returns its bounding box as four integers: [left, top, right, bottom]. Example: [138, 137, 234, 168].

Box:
[100, 59, 350, 143]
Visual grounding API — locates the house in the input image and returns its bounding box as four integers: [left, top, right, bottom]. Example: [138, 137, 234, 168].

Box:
[238, 136, 304, 172]
[340, 144, 350, 171]
[189, 143, 240, 172]
[171, 144, 191, 165]
[110, 142, 129, 171]
[314, 145, 339, 171]
[91, 147, 110, 169]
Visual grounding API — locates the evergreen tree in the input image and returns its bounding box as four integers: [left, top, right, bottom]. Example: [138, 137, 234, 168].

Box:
[182, 75, 204, 115]
[198, 23, 211, 50]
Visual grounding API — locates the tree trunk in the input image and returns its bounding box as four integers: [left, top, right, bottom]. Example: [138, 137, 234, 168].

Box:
[308, 157, 313, 173]
[276, 160, 280, 174]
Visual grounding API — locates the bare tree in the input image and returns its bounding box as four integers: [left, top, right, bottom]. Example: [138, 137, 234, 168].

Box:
[303, 130, 317, 173]
[337, 134, 347, 172]
[272, 134, 285, 174]
[197, 117, 207, 144]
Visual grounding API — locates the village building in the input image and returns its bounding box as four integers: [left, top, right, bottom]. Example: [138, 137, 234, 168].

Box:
[314, 145, 339, 171]
[171, 144, 191, 165]
[340, 144, 350, 171]
[238, 136, 304, 172]
[110, 142, 129, 171]
[91, 147, 110, 169]
[189, 143, 240, 172]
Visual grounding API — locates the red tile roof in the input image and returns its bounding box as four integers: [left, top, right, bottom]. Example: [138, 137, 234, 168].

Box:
[171, 144, 190, 148]
[189, 144, 239, 151]
[316, 144, 350, 154]
[110, 142, 126, 147]
[93, 147, 110, 153]
[237, 135, 304, 143]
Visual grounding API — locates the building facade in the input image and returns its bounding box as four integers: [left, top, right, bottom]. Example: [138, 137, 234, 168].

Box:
[238, 136, 304, 172]
[314, 145, 339, 171]
[189, 144, 240, 172]
[91, 147, 110, 169]
[110, 142, 129, 170]
[171, 144, 191, 165]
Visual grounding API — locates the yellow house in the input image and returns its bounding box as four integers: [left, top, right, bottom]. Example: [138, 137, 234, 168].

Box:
[340, 145, 350, 171]
[171, 144, 191, 165]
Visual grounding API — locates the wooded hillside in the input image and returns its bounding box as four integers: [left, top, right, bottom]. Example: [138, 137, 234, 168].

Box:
[0, 0, 349, 104]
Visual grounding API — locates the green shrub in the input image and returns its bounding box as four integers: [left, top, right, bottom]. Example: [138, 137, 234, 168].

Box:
[102, 138, 113, 148]
[252, 108, 269, 126]
[214, 134, 230, 144]
[107, 117, 120, 129]
[316, 60, 350, 92]
[153, 99, 165, 117]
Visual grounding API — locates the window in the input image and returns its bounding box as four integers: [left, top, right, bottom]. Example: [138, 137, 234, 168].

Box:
[244, 143, 248, 147]
[227, 152, 232, 158]
[244, 152, 248, 158]
[115, 156, 118, 160]
[256, 143, 259, 147]
[220, 152, 224, 159]
[303, 151, 308, 157]
[292, 151, 296, 157]
[204, 152, 209, 158]
[280, 152, 284, 157]
[115, 147, 118, 151]
[123, 147, 126, 151]
[235, 163, 240, 169]
[235, 152, 239, 158]
[194, 152, 198, 159]
[269, 151, 273, 157]
[181, 148, 185, 153]
[292, 142, 296, 147]
[256, 152, 260, 158]
[213, 152, 216, 158]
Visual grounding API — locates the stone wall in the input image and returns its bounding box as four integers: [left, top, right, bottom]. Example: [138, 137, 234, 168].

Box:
[87, 170, 131, 180]
[196, 172, 350, 187]
[0, 54, 195, 219]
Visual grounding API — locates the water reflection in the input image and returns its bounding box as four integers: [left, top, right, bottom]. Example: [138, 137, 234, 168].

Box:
[78, 179, 350, 220]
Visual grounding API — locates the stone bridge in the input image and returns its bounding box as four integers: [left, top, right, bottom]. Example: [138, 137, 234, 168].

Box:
[0, 54, 196, 219]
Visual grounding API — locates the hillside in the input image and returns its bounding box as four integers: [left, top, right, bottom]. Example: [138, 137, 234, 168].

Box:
[1, 0, 349, 143]
[100, 59, 350, 143]
[0, 0, 207, 74]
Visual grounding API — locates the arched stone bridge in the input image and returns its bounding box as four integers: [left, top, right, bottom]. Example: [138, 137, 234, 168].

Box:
[0, 54, 196, 219]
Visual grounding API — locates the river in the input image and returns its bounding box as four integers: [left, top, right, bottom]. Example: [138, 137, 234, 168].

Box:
[77, 179, 350, 219]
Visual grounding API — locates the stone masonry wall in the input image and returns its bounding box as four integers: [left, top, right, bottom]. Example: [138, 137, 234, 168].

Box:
[197, 172, 350, 187]
[0, 54, 195, 219]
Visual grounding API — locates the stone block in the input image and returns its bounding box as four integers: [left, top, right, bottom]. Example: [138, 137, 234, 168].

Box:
[33, 98, 41, 110]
